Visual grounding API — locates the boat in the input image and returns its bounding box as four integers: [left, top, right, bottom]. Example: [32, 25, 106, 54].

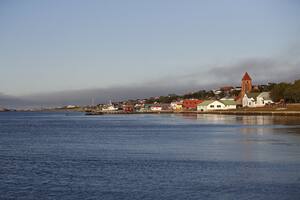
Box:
[85, 111, 104, 115]
[102, 100, 118, 112]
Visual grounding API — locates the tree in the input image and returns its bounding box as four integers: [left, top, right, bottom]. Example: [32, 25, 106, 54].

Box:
[183, 90, 214, 99]
[230, 90, 240, 97]
[270, 82, 290, 102]
[284, 80, 300, 103]
[145, 97, 155, 104]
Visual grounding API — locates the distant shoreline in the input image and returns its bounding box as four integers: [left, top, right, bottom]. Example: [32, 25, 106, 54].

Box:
[4, 107, 300, 116]
[3, 110, 300, 116]
[84, 110, 300, 116]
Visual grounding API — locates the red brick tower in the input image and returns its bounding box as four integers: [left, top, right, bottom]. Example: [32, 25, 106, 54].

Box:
[241, 72, 252, 97]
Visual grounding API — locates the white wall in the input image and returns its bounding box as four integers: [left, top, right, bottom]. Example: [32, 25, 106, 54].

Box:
[256, 97, 273, 107]
[243, 93, 273, 108]
[151, 106, 162, 111]
[256, 97, 265, 107]
[243, 95, 256, 107]
[226, 105, 237, 109]
[207, 101, 226, 110]
[198, 101, 225, 111]
[198, 101, 237, 111]
[197, 105, 207, 111]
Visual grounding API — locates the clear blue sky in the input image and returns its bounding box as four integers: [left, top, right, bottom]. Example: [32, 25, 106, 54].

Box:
[1, 0, 299, 96]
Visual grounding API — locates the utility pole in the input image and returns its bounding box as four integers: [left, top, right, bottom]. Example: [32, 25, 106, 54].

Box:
[91, 97, 95, 107]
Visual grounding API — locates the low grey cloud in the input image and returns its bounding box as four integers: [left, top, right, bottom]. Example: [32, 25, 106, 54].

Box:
[0, 93, 33, 109]
[141, 56, 300, 91]
[204, 58, 299, 86]
[1, 46, 299, 109]
[19, 84, 194, 108]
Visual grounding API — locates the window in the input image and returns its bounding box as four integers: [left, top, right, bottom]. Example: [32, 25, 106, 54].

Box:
[210, 105, 214, 108]
[217, 105, 221, 108]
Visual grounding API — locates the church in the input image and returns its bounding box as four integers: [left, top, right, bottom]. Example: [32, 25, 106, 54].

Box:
[241, 72, 252, 97]
[239, 72, 273, 107]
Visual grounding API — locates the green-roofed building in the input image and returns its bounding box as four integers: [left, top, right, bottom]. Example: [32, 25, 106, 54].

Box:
[220, 100, 237, 106]
[197, 100, 237, 112]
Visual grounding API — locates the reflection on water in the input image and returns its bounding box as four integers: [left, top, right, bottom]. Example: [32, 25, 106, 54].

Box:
[179, 113, 300, 134]
[0, 112, 300, 200]
[179, 113, 300, 126]
[174, 113, 300, 163]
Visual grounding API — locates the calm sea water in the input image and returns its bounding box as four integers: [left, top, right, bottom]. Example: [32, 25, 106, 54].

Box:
[0, 112, 300, 200]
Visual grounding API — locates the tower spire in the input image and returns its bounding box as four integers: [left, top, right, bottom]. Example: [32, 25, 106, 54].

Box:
[242, 72, 252, 81]
[241, 72, 252, 97]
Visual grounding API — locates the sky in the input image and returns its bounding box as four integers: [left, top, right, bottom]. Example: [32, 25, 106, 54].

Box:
[0, 0, 300, 107]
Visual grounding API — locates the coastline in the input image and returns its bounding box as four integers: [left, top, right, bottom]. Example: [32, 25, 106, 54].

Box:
[6, 104, 300, 116]
[195, 110, 300, 116]
[85, 110, 300, 116]
[5, 110, 300, 116]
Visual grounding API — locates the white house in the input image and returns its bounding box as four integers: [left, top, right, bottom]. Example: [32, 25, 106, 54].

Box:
[242, 93, 258, 107]
[170, 101, 183, 110]
[66, 105, 77, 109]
[242, 92, 273, 107]
[212, 90, 222, 95]
[150, 105, 162, 111]
[197, 100, 237, 112]
[257, 92, 273, 106]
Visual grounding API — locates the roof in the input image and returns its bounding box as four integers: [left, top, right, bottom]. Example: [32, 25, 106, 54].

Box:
[246, 92, 260, 99]
[198, 99, 238, 106]
[150, 103, 170, 107]
[171, 102, 183, 105]
[183, 99, 203, 103]
[219, 100, 237, 105]
[257, 92, 272, 100]
[242, 72, 252, 81]
[220, 86, 234, 91]
[197, 100, 217, 106]
[220, 97, 235, 100]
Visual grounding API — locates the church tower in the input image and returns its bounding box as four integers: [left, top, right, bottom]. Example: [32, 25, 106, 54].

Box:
[241, 72, 252, 97]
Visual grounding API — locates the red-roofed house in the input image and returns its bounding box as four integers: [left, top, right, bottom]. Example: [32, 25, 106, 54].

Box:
[183, 99, 203, 110]
[123, 104, 135, 113]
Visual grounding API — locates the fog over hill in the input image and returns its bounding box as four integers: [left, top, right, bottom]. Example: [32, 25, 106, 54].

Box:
[1, 53, 299, 109]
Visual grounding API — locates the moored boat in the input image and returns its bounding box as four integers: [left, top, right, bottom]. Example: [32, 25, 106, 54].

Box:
[85, 111, 104, 115]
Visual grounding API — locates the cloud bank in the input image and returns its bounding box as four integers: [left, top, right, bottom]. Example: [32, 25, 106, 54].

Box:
[1, 51, 299, 109]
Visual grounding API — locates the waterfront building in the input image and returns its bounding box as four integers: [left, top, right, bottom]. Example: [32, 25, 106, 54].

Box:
[150, 104, 171, 111]
[183, 99, 203, 110]
[197, 100, 237, 112]
[170, 101, 183, 110]
[242, 92, 273, 107]
[134, 103, 143, 111]
[150, 105, 162, 111]
[123, 104, 135, 113]
[66, 105, 77, 109]
[141, 104, 153, 111]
